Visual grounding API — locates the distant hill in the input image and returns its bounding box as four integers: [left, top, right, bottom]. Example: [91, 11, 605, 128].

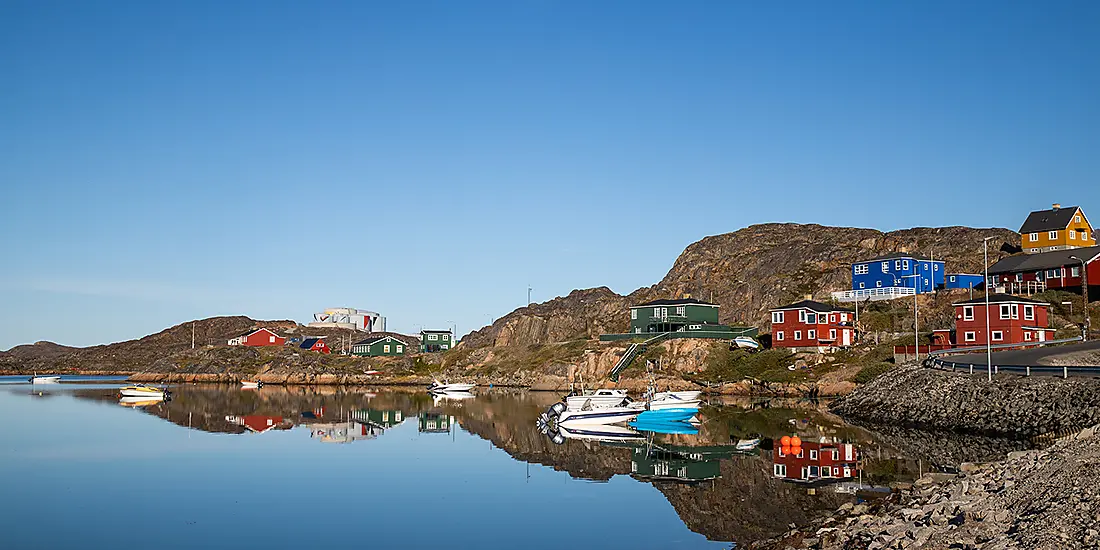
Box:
[461, 223, 1021, 349]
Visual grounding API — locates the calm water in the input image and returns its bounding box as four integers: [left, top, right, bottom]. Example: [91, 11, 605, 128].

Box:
[0, 377, 1027, 549]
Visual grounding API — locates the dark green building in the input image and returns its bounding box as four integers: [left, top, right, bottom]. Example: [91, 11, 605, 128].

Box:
[420, 330, 453, 353]
[350, 335, 407, 357]
[630, 298, 721, 334]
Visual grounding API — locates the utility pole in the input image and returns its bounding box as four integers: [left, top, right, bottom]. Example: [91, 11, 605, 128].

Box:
[192, 322, 196, 349]
[1070, 255, 1090, 341]
[984, 237, 994, 381]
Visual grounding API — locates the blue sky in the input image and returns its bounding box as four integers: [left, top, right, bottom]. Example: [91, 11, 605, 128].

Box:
[2, 1, 1098, 349]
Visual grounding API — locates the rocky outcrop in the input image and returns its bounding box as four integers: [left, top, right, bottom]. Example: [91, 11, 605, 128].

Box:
[831, 363, 1100, 438]
[751, 427, 1100, 550]
[462, 224, 1019, 349]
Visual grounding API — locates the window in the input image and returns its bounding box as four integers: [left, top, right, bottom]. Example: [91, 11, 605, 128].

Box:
[442, 334, 449, 340]
[1012, 304, 1019, 319]
[396, 345, 403, 353]
[441, 344, 448, 350]
[1030, 233, 1039, 242]
[859, 282, 865, 289]
[1072, 266, 1081, 277]
[1015, 274, 1023, 282]
[903, 260, 910, 270]
[830, 329, 837, 340]
[834, 467, 842, 476]
[794, 330, 802, 340]
[1076, 215, 1082, 223]
[830, 314, 836, 323]
[653, 307, 660, 316]
[876, 281, 882, 287]
[1000, 304, 1012, 319]
[934, 264, 940, 271]
[854, 264, 869, 275]
[676, 306, 686, 316]
[806, 312, 817, 324]
[881, 261, 889, 273]
[269, 336, 276, 343]
[1049, 230, 1058, 240]
[832, 450, 839, 461]
[963, 306, 974, 321]
[383, 344, 390, 353]
[428, 334, 438, 340]
[1071, 230, 1076, 240]
[1047, 269, 1060, 279]
[796, 448, 804, 458]
[631, 309, 637, 320]
[775, 331, 784, 341]
[798, 310, 807, 322]
[1024, 332, 1032, 341]
[773, 464, 786, 477]
[964, 332, 976, 342]
[772, 311, 784, 324]
[950, 276, 956, 282]
[809, 449, 818, 460]
[808, 329, 816, 340]
[635, 328, 642, 334]
[1024, 305, 1034, 320]
[840, 314, 847, 322]
[895, 260, 902, 270]
[992, 331, 1003, 342]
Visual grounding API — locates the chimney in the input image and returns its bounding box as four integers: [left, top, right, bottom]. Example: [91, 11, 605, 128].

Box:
[804, 294, 813, 300]
[1053, 203, 1061, 210]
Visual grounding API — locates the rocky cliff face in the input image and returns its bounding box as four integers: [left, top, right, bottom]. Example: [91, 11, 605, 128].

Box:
[462, 224, 1020, 350]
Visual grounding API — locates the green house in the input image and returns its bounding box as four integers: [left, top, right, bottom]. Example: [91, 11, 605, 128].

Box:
[418, 412, 452, 433]
[630, 298, 721, 334]
[350, 335, 406, 357]
[420, 330, 453, 353]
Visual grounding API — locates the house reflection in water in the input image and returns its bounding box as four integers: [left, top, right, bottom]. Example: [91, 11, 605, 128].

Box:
[351, 409, 405, 429]
[771, 439, 859, 486]
[309, 421, 383, 444]
[418, 413, 452, 434]
[225, 415, 287, 434]
[604, 442, 741, 483]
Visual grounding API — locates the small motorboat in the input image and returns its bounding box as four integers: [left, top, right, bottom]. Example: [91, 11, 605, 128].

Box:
[556, 406, 640, 426]
[634, 408, 698, 424]
[119, 384, 170, 399]
[653, 390, 701, 401]
[564, 388, 630, 409]
[427, 380, 476, 392]
[735, 438, 762, 451]
[241, 380, 263, 389]
[627, 393, 701, 411]
[29, 374, 61, 384]
[731, 336, 762, 352]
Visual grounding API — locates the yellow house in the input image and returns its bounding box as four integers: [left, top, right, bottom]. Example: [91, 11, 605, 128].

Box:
[1019, 204, 1095, 254]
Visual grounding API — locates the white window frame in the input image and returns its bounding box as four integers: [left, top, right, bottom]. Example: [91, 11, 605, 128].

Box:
[1049, 230, 1058, 240]
[676, 306, 686, 316]
[794, 330, 802, 340]
[876, 281, 882, 287]
[396, 345, 403, 353]
[631, 309, 637, 320]
[1071, 266, 1081, 277]
[963, 306, 974, 321]
[809, 449, 818, 460]
[775, 331, 784, 341]
[964, 331, 976, 342]
[831, 449, 839, 461]
[829, 329, 837, 340]
[1071, 229, 1076, 240]
[1029, 232, 1039, 242]
[903, 260, 910, 270]
[653, 307, 660, 316]
[992, 331, 1003, 342]
[772, 311, 784, 324]
[806, 312, 817, 324]
[859, 282, 865, 289]
[854, 264, 869, 275]
[383, 344, 390, 353]
[881, 261, 889, 273]
[895, 260, 902, 270]
[773, 464, 786, 477]
[1024, 305, 1034, 320]
[442, 334, 449, 341]
[1024, 332, 1032, 341]
[428, 334, 438, 341]
[269, 336, 276, 343]
[1000, 304, 1012, 320]
[1076, 215, 1082, 223]
[441, 344, 448, 350]
[840, 313, 847, 322]
[830, 314, 836, 323]
[808, 329, 816, 340]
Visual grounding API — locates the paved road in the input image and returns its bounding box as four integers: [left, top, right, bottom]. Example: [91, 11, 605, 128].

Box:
[938, 340, 1100, 368]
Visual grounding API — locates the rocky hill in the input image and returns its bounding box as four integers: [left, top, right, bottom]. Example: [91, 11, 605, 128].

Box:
[462, 224, 1020, 350]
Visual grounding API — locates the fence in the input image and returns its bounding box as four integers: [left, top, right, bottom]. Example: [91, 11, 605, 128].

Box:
[922, 337, 1095, 378]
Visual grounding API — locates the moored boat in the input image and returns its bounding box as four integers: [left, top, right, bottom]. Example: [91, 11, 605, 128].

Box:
[634, 408, 697, 424]
[556, 406, 640, 426]
[427, 380, 476, 392]
[241, 380, 263, 389]
[29, 375, 61, 384]
[119, 385, 170, 399]
[564, 388, 630, 409]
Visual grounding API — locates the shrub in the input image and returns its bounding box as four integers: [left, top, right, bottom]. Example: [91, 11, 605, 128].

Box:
[854, 362, 891, 384]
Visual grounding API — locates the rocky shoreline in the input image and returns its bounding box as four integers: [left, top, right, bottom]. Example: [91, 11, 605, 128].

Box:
[750, 425, 1100, 549]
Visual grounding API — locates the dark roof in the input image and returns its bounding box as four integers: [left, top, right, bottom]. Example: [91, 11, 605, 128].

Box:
[300, 338, 323, 349]
[860, 252, 935, 262]
[354, 335, 401, 346]
[987, 245, 1100, 275]
[421, 329, 452, 334]
[952, 293, 1046, 306]
[770, 300, 853, 313]
[1019, 206, 1081, 233]
[633, 298, 718, 307]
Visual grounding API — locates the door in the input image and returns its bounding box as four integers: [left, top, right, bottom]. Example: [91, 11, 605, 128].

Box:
[842, 329, 851, 346]
[1038, 330, 1046, 342]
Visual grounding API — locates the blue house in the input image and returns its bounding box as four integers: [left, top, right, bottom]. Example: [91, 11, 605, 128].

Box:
[943, 273, 985, 290]
[851, 253, 944, 294]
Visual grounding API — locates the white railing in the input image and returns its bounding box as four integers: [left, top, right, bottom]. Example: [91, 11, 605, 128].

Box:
[830, 286, 916, 302]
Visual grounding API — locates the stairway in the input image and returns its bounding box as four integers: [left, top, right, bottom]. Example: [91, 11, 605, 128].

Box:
[609, 331, 674, 382]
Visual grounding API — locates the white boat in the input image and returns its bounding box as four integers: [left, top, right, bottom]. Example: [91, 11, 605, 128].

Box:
[241, 381, 263, 389]
[653, 390, 701, 401]
[119, 385, 169, 399]
[427, 381, 476, 392]
[732, 336, 762, 351]
[564, 388, 630, 410]
[555, 424, 645, 442]
[29, 375, 61, 384]
[556, 406, 640, 426]
[432, 390, 475, 405]
[627, 394, 702, 411]
[735, 438, 762, 451]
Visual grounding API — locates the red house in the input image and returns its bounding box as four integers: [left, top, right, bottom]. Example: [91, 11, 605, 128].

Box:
[950, 294, 1053, 347]
[769, 300, 854, 351]
[987, 245, 1100, 296]
[772, 440, 859, 484]
[228, 328, 286, 347]
[300, 337, 330, 354]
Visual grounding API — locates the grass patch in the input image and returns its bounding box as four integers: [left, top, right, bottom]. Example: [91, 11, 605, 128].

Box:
[854, 362, 892, 384]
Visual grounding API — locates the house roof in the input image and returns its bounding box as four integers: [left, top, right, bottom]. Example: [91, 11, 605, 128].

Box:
[300, 338, 325, 349]
[421, 330, 452, 334]
[235, 327, 281, 339]
[952, 293, 1046, 306]
[354, 335, 401, 346]
[860, 252, 936, 262]
[987, 245, 1100, 275]
[1019, 206, 1082, 233]
[770, 300, 853, 313]
[633, 298, 718, 307]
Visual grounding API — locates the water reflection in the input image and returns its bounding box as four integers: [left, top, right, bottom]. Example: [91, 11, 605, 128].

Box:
[44, 383, 1030, 547]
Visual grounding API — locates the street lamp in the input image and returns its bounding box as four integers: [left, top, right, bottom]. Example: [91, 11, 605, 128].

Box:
[983, 237, 995, 381]
[1069, 255, 1090, 341]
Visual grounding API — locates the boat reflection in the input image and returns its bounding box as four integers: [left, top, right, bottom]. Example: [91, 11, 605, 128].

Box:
[119, 397, 164, 407]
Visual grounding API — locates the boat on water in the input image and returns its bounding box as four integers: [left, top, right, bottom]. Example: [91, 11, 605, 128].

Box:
[29, 375, 61, 384]
[654, 390, 701, 401]
[119, 385, 170, 399]
[564, 388, 630, 409]
[556, 406, 640, 426]
[635, 408, 697, 424]
[118, 396, 162, 407]
[241, 381, 263, 389]
[427, 380, 476, 392]
[627, 393, 701, 411]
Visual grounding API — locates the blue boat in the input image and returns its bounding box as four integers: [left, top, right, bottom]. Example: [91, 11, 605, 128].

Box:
[634, 408, 697, 424]
[630, 419, 699, 435]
